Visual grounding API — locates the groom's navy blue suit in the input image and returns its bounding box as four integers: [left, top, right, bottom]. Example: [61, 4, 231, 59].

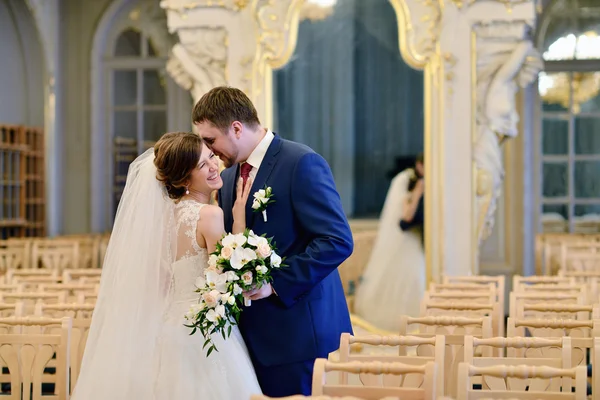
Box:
[218, 134, 353, 396]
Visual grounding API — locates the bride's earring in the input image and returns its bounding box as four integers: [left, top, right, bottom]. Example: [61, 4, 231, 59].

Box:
[185, 186, 190, 195]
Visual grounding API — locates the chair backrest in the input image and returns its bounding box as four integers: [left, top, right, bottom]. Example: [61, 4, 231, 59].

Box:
[441, 276, 505, 310]
[338, 333, 445, 395]
[0, 317, 72, 400]
[464, 336, 573, 391]
[506, 318, 598, 369]
[456, 363, 587, 400]
[312, 359, 437, 400]
[398, 315, 493, 397]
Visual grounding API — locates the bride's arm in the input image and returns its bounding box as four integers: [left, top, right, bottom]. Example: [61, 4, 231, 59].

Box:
[401, 180, 424, 223]
[232, 177, 253, 234]
[197, 205, 226, 254]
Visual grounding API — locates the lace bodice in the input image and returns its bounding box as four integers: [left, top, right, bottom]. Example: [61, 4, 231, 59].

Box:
[167, 200, 209, 309]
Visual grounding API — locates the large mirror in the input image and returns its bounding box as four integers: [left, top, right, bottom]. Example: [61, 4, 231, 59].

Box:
[272, 0, 425, 332]
[538, 0, 600, 233]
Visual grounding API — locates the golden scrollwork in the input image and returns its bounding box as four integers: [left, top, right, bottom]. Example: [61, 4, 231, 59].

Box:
[387, 0, 442, 69]
[159, 0, 250, 13]
[449, 0, 533, 12]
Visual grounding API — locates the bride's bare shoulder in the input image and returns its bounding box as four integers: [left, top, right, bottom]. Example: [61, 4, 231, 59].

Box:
[198, 204, 224, 223]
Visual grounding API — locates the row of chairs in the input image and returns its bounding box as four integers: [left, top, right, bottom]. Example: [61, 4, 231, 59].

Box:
[0, 234, 109, 272]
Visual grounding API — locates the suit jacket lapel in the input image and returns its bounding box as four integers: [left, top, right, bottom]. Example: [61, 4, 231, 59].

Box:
[222, 166, 238, 232]
[246, 135, 282, 228]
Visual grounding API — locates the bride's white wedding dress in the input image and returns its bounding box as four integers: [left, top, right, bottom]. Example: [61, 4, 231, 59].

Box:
[354, 168, 426, 332]
[154, 200, 262, 398]
[71, 150, 261, 400]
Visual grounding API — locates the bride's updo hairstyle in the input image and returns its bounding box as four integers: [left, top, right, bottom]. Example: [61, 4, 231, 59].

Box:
[154, 132, 203, 200]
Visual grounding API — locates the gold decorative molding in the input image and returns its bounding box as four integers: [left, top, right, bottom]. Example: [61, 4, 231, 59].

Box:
[159, 0, 250, 13]
[387, 0, 442, 69]
[443, 52, 456, 96]
[250, 0, 304, 127]
[449, 0, 532, 12]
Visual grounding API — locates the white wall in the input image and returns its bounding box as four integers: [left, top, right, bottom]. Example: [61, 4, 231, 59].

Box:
[0, 0, 44, 126]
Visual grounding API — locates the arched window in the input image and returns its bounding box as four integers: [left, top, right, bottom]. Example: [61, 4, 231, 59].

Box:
[92, 0, 192, 230]
[107, 27, 168, 212]
[537, 0, 600, 233]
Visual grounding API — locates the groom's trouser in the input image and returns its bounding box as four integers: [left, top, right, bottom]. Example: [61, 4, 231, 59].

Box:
[255, 360, 314, 396]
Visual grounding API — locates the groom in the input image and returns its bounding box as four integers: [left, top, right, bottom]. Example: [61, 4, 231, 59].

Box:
[193, 87, 353, 396]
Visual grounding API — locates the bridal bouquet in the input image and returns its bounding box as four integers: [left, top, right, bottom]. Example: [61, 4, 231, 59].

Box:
[184, 228, 284, 356]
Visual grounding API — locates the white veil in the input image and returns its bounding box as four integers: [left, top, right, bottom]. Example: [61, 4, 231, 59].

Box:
[354, 168, 426, 328]
[72, 149, 175, 399]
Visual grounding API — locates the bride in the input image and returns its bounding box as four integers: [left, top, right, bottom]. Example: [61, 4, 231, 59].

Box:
[354, 154, 426, 332]
[72, 132, 262, 399]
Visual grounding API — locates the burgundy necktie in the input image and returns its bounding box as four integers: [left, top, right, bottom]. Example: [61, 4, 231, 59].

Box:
[240, 162, 253, 189]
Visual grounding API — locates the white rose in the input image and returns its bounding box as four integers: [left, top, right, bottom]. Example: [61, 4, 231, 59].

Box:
[220, 246, 234, 260]
[256, 243, 272, 258]
[241, 271, 253, 286]
[230, 247, 258, 270]
[270, 252, 282, 268]
[252, 199, 261, 210]
[202, 291, 219, 308]
[255, 265, 268, 274]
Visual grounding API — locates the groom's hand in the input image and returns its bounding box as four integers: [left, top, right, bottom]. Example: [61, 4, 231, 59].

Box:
[244, 283, 274, 301]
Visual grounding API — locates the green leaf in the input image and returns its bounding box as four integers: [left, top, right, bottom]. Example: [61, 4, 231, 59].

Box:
[206, 346, 215, 357]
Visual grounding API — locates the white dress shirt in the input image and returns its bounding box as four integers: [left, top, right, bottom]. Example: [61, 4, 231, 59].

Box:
[243, 129, 275, 180]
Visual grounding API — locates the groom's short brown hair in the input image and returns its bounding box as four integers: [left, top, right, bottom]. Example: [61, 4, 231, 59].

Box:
[192, 86, 261, 132]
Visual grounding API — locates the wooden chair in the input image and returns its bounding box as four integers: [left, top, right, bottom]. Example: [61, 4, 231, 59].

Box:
[456, 363, 587, 400]
[464, 336, 573, 390]
[312, 359, 437, 399]
[442, 276, 505, 313]
[34, 303, 93, 391]
[398, 315, 493, 397]
[0, 317, 71, 400]
[30, 239, 80, 271]
[338, 333, 445, 395]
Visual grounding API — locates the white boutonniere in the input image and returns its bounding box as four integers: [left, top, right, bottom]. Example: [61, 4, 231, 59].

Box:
[251, 186, 275, 222]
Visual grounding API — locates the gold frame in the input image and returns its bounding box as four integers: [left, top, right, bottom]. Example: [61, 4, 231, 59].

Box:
[253, 0, 441, 286]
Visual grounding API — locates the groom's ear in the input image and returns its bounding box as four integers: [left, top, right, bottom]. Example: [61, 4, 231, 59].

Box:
[231, 121, 243, 139]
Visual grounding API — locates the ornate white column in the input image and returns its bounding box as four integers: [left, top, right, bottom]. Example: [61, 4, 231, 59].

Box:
[162, 0, 542, 282]
[25, 0, 62, 236]
[437, 0, 542, 276]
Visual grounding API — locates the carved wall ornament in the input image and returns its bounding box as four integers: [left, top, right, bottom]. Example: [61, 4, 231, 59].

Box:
[159, 0, 250, 14]
[129, 0, 175, 57]
[473, 20, 543, 243]
[165, 27, 228, 102]
[443, 52, 457, 96]
[449, 0, 535, 12]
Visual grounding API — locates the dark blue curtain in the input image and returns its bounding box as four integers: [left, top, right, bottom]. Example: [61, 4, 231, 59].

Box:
[274, 0, 424, 217]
